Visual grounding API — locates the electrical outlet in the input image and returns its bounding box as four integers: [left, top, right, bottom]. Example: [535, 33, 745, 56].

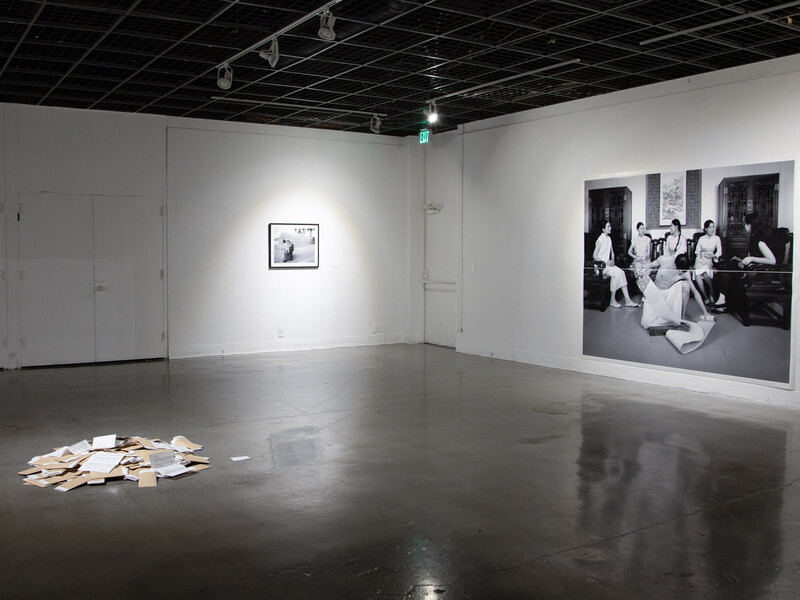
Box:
[372, 324, 378, 333]
[278, 329, 284, 338]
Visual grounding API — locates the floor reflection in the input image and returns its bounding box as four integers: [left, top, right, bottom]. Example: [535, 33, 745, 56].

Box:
[577, 395, 786, 598]
[270, 426, 322, 469]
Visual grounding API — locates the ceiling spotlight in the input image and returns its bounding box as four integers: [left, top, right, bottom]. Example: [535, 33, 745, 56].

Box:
[370, 114, 381, 134]
[423, 102, 438, 124]
[318, 9, 336, 41]
[258, 37, 280, 68]
[217, 64, 232, 90]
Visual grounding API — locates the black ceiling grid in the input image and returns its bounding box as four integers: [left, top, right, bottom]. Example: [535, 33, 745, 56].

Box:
[1, 0, 799, 136]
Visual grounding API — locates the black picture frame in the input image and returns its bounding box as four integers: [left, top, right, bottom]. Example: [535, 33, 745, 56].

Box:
[269, 223, 319, 269]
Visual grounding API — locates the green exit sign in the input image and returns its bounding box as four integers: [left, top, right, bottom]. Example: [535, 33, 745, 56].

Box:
[419, 129, 431, 144]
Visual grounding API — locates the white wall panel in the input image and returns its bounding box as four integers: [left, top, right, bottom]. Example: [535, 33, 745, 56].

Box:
[424, 130, 462, 347]
[4, 106, 166, 367]
[0, 106, 7, 366]
[166, 126, 409, 357]
[94, 195, 165, 362]
[18, 193, 95, 366]
[16, 106, 164, 197]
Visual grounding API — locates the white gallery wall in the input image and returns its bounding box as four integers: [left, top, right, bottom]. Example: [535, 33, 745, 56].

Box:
[0, 104, 418, 369]
[422, 55, 800, 405]
[1, 104, 167, 369]
[2, 53, 800, 408]
[166, 122, 412, 357]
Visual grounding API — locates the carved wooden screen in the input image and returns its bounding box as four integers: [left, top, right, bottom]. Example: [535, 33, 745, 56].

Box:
[589, 187, 632, 261]
[718, 174, 779, 258]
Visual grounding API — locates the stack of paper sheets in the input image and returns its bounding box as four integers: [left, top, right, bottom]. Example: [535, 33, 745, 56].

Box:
[18, 434, 211, 492]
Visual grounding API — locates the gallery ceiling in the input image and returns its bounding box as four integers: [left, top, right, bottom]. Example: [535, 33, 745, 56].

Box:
[2, 0, 800, 137]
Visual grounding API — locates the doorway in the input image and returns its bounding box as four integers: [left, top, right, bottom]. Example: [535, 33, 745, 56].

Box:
[17, 193, 165, 367]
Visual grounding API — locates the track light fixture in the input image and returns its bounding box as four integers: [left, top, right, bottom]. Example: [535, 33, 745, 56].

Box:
[318, 9, 336, 41]
[217, 64, 232, 90]
[212, 2, 342, 95]
[370, 114, 381, 134]
[258, 37, 280, 68]
[423, 102, 438, 124]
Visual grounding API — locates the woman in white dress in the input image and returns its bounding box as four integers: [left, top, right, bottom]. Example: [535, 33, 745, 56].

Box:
[693, 219, 723, 304]
[627, 222, 651, 293]
[593, 221, 638, 308]
[665, 219, 687, 256]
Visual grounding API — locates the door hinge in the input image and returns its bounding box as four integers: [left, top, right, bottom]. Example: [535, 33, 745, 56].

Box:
[17, 270, 23, 281]
[19, 338, 24, 349]
[161, 331, 166, 342]
[160, 268, 165, 280]
[159, 205, 165, 217]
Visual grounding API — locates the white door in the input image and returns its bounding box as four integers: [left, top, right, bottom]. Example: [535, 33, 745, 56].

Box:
[94, 196, 164, 362]
[424, 200, 459, 347]
[18, 194, 96, 366]
[423, 141, 462, 348]
[18, 193, 164, 367]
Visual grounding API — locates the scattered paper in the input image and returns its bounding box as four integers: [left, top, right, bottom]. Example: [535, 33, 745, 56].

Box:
[68, 440, 92, 455]
[44, 446, 70, 458]
[178, 454, 209, 464]
[172, 435, 203, 451]
[92, 434, 118, 450]
[230, 456, 250, 462]
[156, 463, 191, 478]
[20, 434, 210, 493]
[56, 475, 90, 492]
[150, 451, 176, 470]
[79, 452, 123, 474]
[138, 470, 157, 488]
[133, 437, 159, 450]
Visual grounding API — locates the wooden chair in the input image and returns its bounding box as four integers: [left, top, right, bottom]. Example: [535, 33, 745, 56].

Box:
[651, 236, 665, 260]
[686, 233, 700, 265]
[728, 228, 792, 329]
[584, 232, 610, 311]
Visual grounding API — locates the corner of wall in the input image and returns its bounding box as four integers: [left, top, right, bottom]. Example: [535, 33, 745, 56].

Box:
[405, 138, 426, 343]
[1, 104, 20, 369]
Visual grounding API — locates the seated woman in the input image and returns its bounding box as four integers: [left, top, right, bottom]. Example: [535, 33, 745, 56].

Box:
[665, 218, 687, 257]
[693, 219, 723, 305]
[627, 222, 651, 294]
[713, 213, 776, 312]
[740, 212, 776, 267]
[593, 221, 639, 308]
[640, 253, 714, 329]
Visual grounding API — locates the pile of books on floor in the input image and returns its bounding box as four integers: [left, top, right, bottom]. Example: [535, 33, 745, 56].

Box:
[18, 434, 210, 492]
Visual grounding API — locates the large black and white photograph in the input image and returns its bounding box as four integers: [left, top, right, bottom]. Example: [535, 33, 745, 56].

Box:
[269, 223, 319, 269]
[583, 161, 794, 383]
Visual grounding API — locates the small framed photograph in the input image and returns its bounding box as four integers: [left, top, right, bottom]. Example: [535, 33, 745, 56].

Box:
[269, 223, 319, 269]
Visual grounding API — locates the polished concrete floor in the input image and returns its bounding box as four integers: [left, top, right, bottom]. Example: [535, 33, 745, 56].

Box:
[2, 344, 799, 599]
